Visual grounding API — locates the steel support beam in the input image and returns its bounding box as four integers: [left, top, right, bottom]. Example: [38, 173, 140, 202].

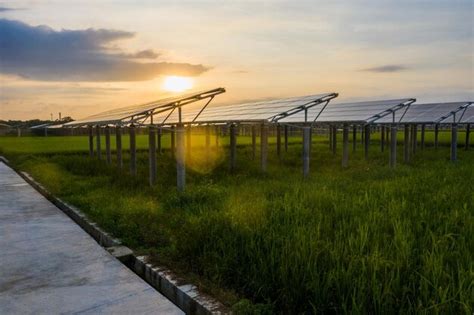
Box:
[332, 125, 337, 155]
[148, 127, 156, 186]
[412, 124, 418, 154]
[96, 126, 101, 160]
[302, 126, 311, 178]
[157, 128, 162, 155]
[116, 126, 122, 169]
[404, 124, 410, 163]
[342, 124, 349, 168]
[381, 126, 385, 152]
[88, 126, 94, 158]
[352, 125, 357, 152]
[105, 126, 111, 164]
[390, 125, 397, 168]
[284, 125, 288, 152]
[465, 124, 470, 150]
[451, 124, 457, 161]
[252, 125, 257, 160]
[176, 124, 186, 191]
[364, 125, 370, 159]
[276, 125, 281, 157]
[129, 125, 137, 175]
[170, 126, 175, 158]
[230, 124, 237, 171]
[260, 123, 268, 172]
[434, 124, 439, 149]
[421, 124, 425, 150]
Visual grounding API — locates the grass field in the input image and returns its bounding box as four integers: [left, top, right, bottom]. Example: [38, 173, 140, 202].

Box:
[1, 131, 473, 314]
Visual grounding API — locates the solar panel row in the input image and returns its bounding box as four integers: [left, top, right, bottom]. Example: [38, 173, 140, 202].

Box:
[64, 88, 473, 128]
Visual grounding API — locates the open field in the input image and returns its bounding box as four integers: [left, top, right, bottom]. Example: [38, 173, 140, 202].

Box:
[1, 133, 473, 314]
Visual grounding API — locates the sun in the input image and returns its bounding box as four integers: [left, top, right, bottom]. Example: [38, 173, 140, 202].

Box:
[162, 76, 194, 92]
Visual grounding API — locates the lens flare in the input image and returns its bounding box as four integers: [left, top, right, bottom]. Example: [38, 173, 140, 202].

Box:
[162, 76, 193, 92]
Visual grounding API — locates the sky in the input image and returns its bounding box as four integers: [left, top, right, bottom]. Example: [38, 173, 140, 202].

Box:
[0, 0, 473, 120]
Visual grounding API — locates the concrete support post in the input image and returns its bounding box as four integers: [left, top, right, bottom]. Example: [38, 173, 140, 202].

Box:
[105, 126, 111, 164]
[302, 126, 311, 178]
[352, 125, 357, 152]
[96, 126, 101, 160]
[251, 125, 257, 160]
[157, 128, 162, 155]
[276, 125, 281, 157]
[364, 125, 370, 159]
[229, 124, 237, 171]
[404, 124, 410, 163]
[421, 124, 426, 150]
[176, 124, 186, 191]
[129, 125, 137, 175]
[465, 124, 470, 150]
[381, 126, 385, 152]
[342, 124, 349, 168]
[260, 123, 268, 172]
[361, 126, 365, 145]
[332, 126, 337, 155]
[284, 125, 288, 152]
[170, 126, 175, 158]
[434, 124, 439, 149]
[451, 124, 457, 161]
[148, 127, 156, 186]
[390, 125, 397, 168]
[88, 126, 94, 158]
[116, 126, 122, 169]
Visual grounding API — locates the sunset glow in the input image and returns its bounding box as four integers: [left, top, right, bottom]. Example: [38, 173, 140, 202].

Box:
[162, 76, 193, 92]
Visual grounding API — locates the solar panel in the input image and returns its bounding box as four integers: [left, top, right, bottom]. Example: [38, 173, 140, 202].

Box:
[439, 103, 474, 124]
[64, 88, 225, 127]
[376, 102, 471, 124]
[152, 93, 338, 124]
[280, 98, 414, 124]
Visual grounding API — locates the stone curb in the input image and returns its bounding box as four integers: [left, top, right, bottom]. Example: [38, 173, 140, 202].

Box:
[1, 158, 229, 315]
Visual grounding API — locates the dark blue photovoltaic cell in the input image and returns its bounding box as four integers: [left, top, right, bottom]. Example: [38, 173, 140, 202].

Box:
[376, 102, 471, 124]
[281, 99, 414, 123]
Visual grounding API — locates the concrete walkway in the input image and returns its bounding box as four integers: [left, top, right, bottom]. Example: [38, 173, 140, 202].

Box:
[0, 162, 183, 315]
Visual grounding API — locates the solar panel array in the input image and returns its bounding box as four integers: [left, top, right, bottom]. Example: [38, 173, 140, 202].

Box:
[438, 103, 474, 124]
[280, 99, 414, 124]
[150, 93, 338, 124]
[375, 102, 471, 124]
[64, 88, 225, 127]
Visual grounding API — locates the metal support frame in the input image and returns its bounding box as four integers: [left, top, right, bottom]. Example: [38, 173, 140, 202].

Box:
[404, 124, 410, 163]
[390, 125, 397, 168]
[364, 125, 370, 159]
[329, 125, 333, 151]
[434, 124, 439, 149]
[157, 128, 162, 154]
[276, 125, 281, 157]
[451, 123, 457, 161]
[381, 126, 385, 152]
[176, 123, 186, 191]
[129, 125, 137, 175]
[332, 125, 337, 155]
[116, 126, 123, 169]
[342, 124, 349, 168]
[88, 126, 94, 157]
[412, 124, 418, 154]
[251, 125, 257, 160]
[352, 125, 357, 152]
[260, 123, 268, 172]
[105, 126, 111, 164]
[230, 124, 237, 171]
[302, 126, 311, 177]
[421, 124, 425, 150]
[465, 124, 470, 150]
[284, 125, 289, 152]
[96, 125, 101, 160]
[149, 127, 156, 186]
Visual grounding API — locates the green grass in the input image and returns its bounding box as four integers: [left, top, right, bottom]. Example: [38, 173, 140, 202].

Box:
[1, 132, 473, 314]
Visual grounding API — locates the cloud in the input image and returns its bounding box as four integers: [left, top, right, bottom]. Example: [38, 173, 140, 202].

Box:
[361, 65, 409, 73]
[0, 6, 18, 12]
[0, 19, 209, 81]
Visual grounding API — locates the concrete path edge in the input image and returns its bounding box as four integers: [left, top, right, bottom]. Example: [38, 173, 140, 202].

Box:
[1, 156, 229, 315]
